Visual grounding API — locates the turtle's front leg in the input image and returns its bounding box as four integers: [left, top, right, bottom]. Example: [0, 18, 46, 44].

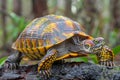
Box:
[38, 49, 57, 79]
[4, 51, 23, 70]
[96, 45, 115, 68]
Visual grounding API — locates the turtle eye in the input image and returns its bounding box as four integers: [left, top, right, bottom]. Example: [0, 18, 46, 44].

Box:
[94, 40, 99, 44]
[84, 44, 90, 49]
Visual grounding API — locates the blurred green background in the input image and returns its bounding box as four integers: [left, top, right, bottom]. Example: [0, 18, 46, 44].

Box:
[0, 0, 120, 65]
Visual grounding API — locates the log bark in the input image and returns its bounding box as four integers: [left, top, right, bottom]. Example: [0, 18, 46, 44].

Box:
[0, 62, 120, 80]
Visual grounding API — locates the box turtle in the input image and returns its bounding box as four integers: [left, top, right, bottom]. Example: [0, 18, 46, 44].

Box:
[4, 15, 114, 78]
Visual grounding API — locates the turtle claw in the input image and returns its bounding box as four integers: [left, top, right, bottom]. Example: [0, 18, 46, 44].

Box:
[99, 61, 114, 68]
[3, 61, 19, 70]
[108, 61, 115, 68]
[39, 69, 51, 80]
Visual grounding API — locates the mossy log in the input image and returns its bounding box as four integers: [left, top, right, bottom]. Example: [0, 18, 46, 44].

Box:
[0, 62, 120, 80]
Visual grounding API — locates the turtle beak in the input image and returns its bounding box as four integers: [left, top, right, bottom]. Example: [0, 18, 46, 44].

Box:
[93, 41, 105, 50]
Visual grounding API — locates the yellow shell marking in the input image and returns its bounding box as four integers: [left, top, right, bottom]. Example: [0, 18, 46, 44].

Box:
[17, 40, 23, 53]
[65, 20, 74, 29]
[54, 36, 63, 44]
[62, 32, 74, 38]
[55, 16, 65, 19]
[19, 39, 38, 59]
[36, 18, 48, 27]
[38, 39, 46, 55]
[56, 52, 88, 61]
[22, 19, 38, 33]
[31, 18, 48, 31]
[41, 23, 57, 35]
[38, 39, 44, 46]
[21, 39, 26, 48]
[31, 39, 42, 58]
[32, 39, 37, 48]
[26, 39, 32, 48]
[61, 20, 75, 38]
[46, 39, 51, 46]
[39, 47, 46, 56]
[78, 32, 93, 40]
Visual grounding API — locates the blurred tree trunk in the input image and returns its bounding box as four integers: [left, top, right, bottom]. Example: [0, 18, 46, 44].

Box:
[111, 0, 120, 46]
[111, 0, 120, 29]
[65, 0, 72, 18]
[13, 0, 22, 16]
[0, 0, 7, 49]
[84, 0, 99, 34]
[32, 0, 48, 18]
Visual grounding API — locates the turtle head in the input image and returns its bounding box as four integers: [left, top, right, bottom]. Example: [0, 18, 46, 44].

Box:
[80, 37, 105, 53]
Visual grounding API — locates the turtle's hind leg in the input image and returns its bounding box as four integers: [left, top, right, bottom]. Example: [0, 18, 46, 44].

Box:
[3, 51, 23, 70]
[38, 49, 57, 79]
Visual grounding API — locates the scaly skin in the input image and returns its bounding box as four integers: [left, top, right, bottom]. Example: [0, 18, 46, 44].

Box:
[96, 45, 115, 67]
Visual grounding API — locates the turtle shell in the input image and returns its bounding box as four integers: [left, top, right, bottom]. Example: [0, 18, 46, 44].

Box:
[12, 15, 93, 59]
